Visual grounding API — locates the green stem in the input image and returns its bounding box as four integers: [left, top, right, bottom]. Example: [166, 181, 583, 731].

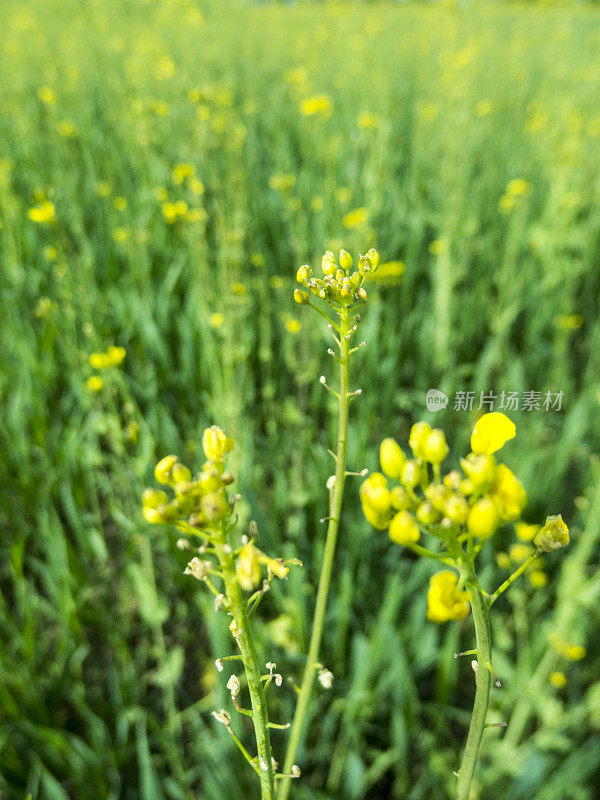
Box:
[214, 529, 275, 800]
[278, 305, 351, 800]
[456, 580, 492, 800]
[487, 552, 540, 607]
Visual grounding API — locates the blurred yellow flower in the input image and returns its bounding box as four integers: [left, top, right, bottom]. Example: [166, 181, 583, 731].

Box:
[38, 86, 56, 105]
[162, 200, 188, 222]
[515, 521, 539, 541]
[335, 187, 351, 204]
[85, 376, 103, 392]
[475, 100, 492, 116]
[556, 313, 583, 331]
[190, 178, 205, 195]
[28, 201, 55, 223]
[368, 261, 405, 285]
[357, 112, 380, 129]
[284, 318, 302, 334]
[269, 173, 295, 192]
[231, 282, 246, 295]
[57, 121, 77, 137]
[506, 178, 533, 197]
[172, 163, 195, 184]
[427, 571, 470, 623]
[209, 312, 224, 329]
[509, 543, 533, 562]
[529, 570, 548, 587]
[429, 239, 447, 255]
[311, 196, 324, 213]
[112, 227, 130, 243]
[113, 196, 127, 211]
[300, 94, 333, 116]
[342, 207, 369, 229]
[549, 671, 567, 688]
[251, 253, 265, 267]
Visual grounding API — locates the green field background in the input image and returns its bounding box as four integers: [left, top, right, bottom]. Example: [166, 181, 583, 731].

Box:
[1, 0, 600, 798]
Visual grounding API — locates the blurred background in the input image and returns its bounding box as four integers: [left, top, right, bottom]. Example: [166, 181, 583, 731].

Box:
[1, 0, 600, 798]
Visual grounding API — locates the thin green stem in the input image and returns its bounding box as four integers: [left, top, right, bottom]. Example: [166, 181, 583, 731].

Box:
[487, 552, 540, 607]
[214, 529, 275, 800]
[278, 305, 352, 800]
[456, 579, 492, 800]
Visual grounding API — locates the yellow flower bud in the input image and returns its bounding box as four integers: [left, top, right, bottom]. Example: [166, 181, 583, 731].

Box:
[425, 483, 451, 513]
[444, 495, 469, 525]
[416, 500, 439, 525]
[356, 286, 367, 301]
[496, 552, 510, 569]
[492, 464, 527, 522]
[201, 491, 230, 521]
[172, 463, 192, 483]
[400, 459, 421, 489]
[154, 455, 179, 484]
[143, 506, 166, 524]
[426, 571, 470, 623]
[390, 485, 411, 510]
[339, 249, 353, 269]
[366, 248, 379, 269]
[534, 514, 569, 552]
[460, 454, 497, 488]
[566, 645, 586, 661]
[143, 488, 168, 508]
[379, 438, 406, 479]
[389, 510, 420, 545]
[321, 251, 337, 275]
[467, 498, 499, 539]
[296, 264, 312, 284]
[443, 470, 462, 490]
[294, 288, 310, 304]
[362, 502, 391, 530]
[106, 345, 126, 366]
[470, 412, 516, 455]
[202, 425, 234, 461]
[422, 428, 449, 464]
[409, 421, 431, 460]
[236, 544, 262, 591]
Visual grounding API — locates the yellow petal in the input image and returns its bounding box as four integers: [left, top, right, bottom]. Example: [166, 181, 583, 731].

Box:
[470, 412, 516, 455]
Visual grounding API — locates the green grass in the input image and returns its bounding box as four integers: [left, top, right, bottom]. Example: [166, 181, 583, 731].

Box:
[1, 0, 600, 798]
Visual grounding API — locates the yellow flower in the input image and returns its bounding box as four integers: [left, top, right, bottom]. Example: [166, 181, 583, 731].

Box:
[113, 196, 127, 211]
[389, 511, 420, 546]
[427, 571, 470, 623]
[367, 261, 405, 285]
[236, 544, 262, 591]
[492, 464, 527, 521]
[549, 671, 567, 688]
[112, 227, 130, 243]
[422, 429, 449, 464]
[379, 438, 406, 480]
[534, 514, 569, 552]
[85, 376, 103, 392]
[172, 163, 195, 184]
[529, 570, 548, 587]
[285, 318, 302, 334]
[28, 201, 55, 223]
[429, 239, 447, 255]
[154, 454, 179, 484]
[360, 472, 393, 530]
[202, 425, 234, 461]
[506, 178, 533, 197]
[342, 207, 369, 229]
[268, 173, 295, 193]
[470, 412, 516, 455]
[467, 498, 498, 539]
[162, 200, 188, 222]
[107, 345, 126, 366]
[300, 94, 333, 116]
[190, 178, 205, 196]
[38, 86, 56, 105]
[89, 352, 110, 369]
[566, 645, 586, 661]
[515, 521, 539, 541]
[509, 543, 533, 562]
[209, 312, 224, 329]
[57, 121, 77, 137]
[408, 421, 431, 460]
[357, 112, 380, 129]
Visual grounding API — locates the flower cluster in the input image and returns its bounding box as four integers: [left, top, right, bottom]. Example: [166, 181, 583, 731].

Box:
[142, 425, 236, 528]
[294, 248, 379, 307]
[360, 412, 569, 622]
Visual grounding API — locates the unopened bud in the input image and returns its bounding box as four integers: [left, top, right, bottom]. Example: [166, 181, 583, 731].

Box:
[339, 249, 353, 269]
[294, 288, 310, 304]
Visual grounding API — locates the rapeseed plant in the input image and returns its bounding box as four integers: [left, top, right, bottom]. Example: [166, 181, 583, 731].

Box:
[361, 411, 570, 800]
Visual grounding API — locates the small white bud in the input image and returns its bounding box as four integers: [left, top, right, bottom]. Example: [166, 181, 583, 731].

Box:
[319, 375, 326, 385]
[176, 538, 191, 550]
[227, 674, 240, 697]
[260, 757, 269, 772]
[215, 658, 224, 672]
[292, 765, 301, 777]
[318, 668, 334, 689]
[212, 708, 231, 727]
[214, 593, 225, 611]
[275, 674, 283, 687]
[326, 475, 336, 491]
